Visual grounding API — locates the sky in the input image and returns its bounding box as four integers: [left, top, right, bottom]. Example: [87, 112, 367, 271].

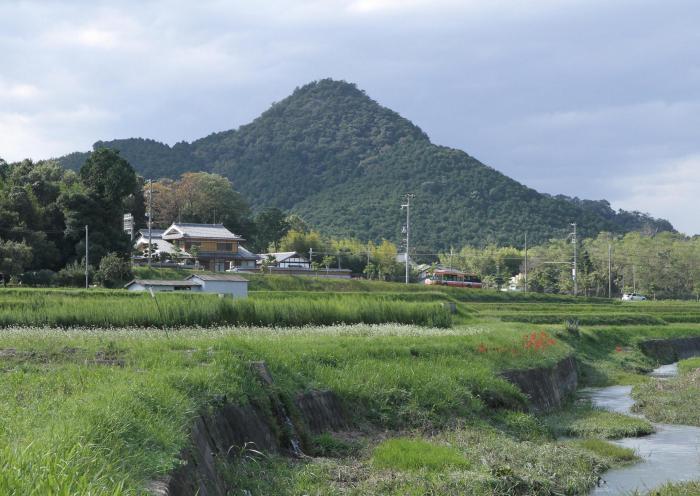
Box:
[1, 0, 699, 234]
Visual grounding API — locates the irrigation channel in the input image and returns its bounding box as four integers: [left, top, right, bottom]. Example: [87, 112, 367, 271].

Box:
[583, 363, 700, 495]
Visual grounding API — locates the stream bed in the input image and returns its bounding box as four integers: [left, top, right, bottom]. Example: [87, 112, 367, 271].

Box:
[582, 364, 700, 495]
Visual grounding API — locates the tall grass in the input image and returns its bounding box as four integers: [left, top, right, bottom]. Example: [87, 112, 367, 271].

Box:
[499, 313, 668, 326]
[371, 438, 470, 471]
[0, 324, 571, 494]
[0, 290, 451, 328]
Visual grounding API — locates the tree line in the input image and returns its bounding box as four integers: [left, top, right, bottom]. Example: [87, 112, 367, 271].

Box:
[3, 149, 698, 296]
[438, 231, 700, 299]
[0, 150, 409, 286]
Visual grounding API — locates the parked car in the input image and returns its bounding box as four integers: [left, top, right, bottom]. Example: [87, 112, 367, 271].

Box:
[622, 293, 646, 301]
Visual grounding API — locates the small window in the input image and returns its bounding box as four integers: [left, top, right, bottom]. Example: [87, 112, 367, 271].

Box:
[217, 242, 233, 251]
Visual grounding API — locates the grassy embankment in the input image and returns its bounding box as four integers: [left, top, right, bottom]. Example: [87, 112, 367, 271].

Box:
[2, 277, 700, 494]
[632, 356, 700, 426]
[0, 324, 575, 494]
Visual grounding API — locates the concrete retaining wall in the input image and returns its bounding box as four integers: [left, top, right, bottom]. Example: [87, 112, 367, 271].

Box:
[500, 356, 578, 412]
[639, 336, 700, 363]
[152, 389, 348, 496]
[156, 357, 581, 494]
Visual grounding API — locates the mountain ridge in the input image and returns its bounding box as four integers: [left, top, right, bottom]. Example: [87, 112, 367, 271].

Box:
[55, 79, 673, 250]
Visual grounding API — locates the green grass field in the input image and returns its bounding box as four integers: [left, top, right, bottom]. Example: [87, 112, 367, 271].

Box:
[2, 278, 700, 494]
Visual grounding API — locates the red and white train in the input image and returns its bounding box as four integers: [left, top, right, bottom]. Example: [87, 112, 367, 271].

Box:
[424, 269, 482, 288]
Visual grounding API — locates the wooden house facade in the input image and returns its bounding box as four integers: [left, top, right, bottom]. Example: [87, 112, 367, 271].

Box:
[161, 223, 258, 272]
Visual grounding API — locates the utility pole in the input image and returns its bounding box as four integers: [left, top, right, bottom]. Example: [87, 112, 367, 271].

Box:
[148, 179, 153, 268]
[309, 247, 313, 269]
[633, 265, 636, 293]
[608, 241, 612, 298]
[524, 232, 528, 292]
[85, 225, 89, 289]
[401, 194, 414, 285]
[449, 247, 454, 270]
[570, 223, 578, 296]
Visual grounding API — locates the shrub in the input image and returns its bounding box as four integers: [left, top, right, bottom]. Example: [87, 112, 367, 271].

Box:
[565, 318, 580, 338]
[19, 269, 56, 287]
[56, 261, 95, 287]
[95, 253, 133, 289]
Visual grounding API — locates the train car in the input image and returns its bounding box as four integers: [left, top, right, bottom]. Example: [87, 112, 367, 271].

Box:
[424, 269, 482, 288]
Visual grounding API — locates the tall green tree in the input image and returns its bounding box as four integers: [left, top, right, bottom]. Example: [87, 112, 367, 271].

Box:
[278, 229, 326, 257]
[0, 240, 33, 282]
[62, 148, 140, 265]
[250, 208, 290, 252]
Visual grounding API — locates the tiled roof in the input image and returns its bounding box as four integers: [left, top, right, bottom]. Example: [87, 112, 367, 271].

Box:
[259, 252, 307, 263]
[186, 274, 248, 282]
[237, 245, 261, 260]
[162, 223, 243, 241]
[124, 279, 201, 287]
[134, 237, 188, 256]
[137, 229, 165, 239]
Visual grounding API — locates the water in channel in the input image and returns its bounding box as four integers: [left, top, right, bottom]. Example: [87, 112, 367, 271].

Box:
[582, 363, 700, 495]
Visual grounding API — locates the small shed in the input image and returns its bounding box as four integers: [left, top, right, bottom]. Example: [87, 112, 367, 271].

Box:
[186, 274, 248, 298]
[124, 279, 201, 292]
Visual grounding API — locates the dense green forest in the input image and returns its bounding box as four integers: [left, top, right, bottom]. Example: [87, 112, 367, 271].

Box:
[55, 79, 673, 250]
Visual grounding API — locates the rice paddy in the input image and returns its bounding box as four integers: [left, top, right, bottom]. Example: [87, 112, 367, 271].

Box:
[1, 279, 700, 494]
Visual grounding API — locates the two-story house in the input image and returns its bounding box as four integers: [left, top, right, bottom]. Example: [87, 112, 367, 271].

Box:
[161, 223, 258, 272]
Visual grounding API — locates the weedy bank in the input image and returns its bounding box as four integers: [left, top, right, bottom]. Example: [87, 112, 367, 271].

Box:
[0, 324, 574, 494]
[632, 356, 700, 426]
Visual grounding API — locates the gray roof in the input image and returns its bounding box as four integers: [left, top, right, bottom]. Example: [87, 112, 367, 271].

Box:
[187, 274, 248, 282]
[162, 223, 243, 241]
[260, 251, 308, 263]
[237, 245, 260, 260]
[134, 236, 189, 256]
[124, 279, 201, 288]
[137, 229, 165, 239]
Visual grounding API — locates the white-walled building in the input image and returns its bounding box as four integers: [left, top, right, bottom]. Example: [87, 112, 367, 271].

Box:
[124, 279, 201, 292]
[186, 274, 248, 298]
[258, 251, 311, 269]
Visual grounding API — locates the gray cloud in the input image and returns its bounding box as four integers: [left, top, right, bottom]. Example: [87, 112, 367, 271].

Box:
[0, 0, 698, 233]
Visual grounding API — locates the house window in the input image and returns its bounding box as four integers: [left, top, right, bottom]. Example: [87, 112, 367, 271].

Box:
[217, 242, 233, 251]
[214, 261, 227, 272]
[185, 241, 201, 251]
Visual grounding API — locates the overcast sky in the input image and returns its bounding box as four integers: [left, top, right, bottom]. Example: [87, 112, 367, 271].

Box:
[1, 0, 698, 234]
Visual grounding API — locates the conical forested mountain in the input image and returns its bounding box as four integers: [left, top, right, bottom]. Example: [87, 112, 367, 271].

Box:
[57, 79, 673, 250]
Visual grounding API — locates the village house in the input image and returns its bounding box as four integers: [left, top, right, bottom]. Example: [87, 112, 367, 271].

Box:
[250, 250, 352, 279]
[160, 223, 258, 272]
[124, 279, 200, 292]
[133, 229, 183, 262]
[186, 274, 248, 297]
[125, 274, 248, 298]
[258, 251, 311, 269]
